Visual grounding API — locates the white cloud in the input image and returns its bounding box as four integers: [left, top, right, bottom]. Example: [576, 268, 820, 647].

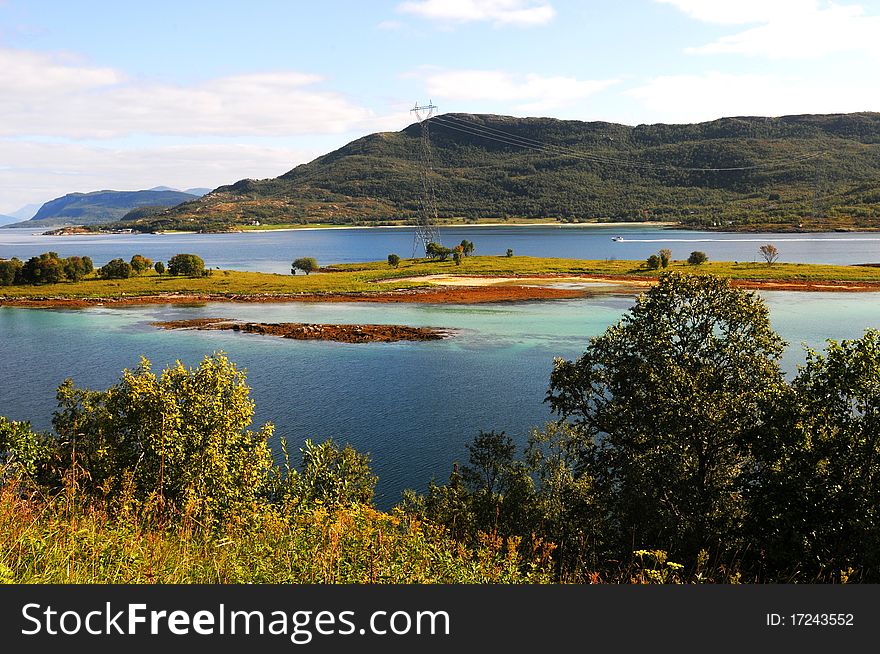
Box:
[627, 71, 880, 123]
[0, 141, 318, 214]
[0, 47, 378, 139]
[656, 0, 820, 25]
[657, 0, 880, 58]
[398, 0, 555, 26]
[424, 69, 617, 113]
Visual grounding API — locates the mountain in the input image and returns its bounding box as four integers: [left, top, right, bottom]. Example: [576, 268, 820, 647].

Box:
[119, 112, 880, 232]
[14, 189, 199, 227]
[0, 214, 17, 226]
[148, 186, 211, 196]
[8, 203, 43, 221]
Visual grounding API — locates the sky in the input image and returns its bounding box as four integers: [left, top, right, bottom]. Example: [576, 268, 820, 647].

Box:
[2, 0, 880, 214]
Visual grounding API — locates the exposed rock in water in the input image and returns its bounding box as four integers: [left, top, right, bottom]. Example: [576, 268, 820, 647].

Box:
[152, 318, 452, 343]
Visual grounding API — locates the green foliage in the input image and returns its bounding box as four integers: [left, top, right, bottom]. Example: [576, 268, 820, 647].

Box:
[659, 248, 672, 268]
[167, 253, 205, 277]
[646, 254, 661, 270]
[129, 254, 153, 274]
[118, 112, 880, 232]
[387, 253, 400, 268]
[751, 329, 880, 580]
[291, 257, 319, 275]
[0, 258, 22, 286]
[62, 256, 94, 282]
[98, 258, 132, 279]
[426, 242, 453, 261]
[154, 260, 165, 275]
[506, 248, 514, 257]
[290, 438, 377, 507]
[688, 250, 708, 265]
[460, 240, 475, 256]
[21, 252, 65, 284]
[0, 417, 52, 479]
[546, 273, 786, 558]
[50, 353, 275, 521]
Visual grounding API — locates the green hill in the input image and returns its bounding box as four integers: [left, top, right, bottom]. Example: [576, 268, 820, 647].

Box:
[121, 112, 880, 232]
[15, 189, 199, 227]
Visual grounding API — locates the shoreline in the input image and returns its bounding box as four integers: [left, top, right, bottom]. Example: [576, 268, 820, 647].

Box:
[5, 273, 880, 310]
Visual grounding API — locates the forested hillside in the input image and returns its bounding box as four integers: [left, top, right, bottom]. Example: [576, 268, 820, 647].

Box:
[123, 112, 880, 232]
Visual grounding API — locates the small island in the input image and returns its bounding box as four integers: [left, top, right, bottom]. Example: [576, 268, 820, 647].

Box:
[152, 317, 453, 343]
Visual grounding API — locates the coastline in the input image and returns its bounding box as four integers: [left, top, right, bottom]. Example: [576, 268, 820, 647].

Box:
[6, 272, 880, 310]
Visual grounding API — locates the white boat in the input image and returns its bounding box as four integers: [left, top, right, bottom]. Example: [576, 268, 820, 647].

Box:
[611, 236, 623, 242]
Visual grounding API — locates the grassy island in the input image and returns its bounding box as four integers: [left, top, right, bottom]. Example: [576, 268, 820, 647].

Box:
[6, 255, 880, 308]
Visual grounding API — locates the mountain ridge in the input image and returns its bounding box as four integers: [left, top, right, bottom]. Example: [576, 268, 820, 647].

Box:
[75, 112, 880, 231]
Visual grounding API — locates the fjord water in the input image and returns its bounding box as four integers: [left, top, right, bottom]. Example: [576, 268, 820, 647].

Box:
[4, 291, 880, 506]
[5, 224, 880, 271]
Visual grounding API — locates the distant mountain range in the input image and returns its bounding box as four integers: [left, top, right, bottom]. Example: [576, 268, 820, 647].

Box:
[6, 187, 211, 228]
[0, 214, 17, 226]
[120, 112, 880, 233]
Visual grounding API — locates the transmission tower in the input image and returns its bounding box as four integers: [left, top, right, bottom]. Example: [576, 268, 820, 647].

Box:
[411, 101, 441, 255]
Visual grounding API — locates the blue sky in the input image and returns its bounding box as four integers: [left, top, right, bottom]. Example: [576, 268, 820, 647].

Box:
[2, 0, 880, 213]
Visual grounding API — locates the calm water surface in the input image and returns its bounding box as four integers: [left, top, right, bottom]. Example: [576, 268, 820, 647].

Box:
[3, 290, 880, 506]
[4, 225, 880, 271]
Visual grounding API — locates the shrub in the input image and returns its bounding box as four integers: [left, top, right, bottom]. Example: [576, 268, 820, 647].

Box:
[387, 254, 400, 268]
[154, 261, 165, 275]
[646, 254, 661, 270]
[506, 248, 514, 257]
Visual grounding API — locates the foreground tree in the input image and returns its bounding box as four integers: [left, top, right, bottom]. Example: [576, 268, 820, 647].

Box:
[751, 329, 880, 580]
[51, 353, 275, 520]
[154, 261, 165, 275]
[291, 257, 319, 275]
[546, 273, 786, 558]
[387, 253, 400, 268]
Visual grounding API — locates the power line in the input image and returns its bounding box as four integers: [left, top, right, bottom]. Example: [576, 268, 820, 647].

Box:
[410, 101, 441, 256]
[430, 114, 824, 173]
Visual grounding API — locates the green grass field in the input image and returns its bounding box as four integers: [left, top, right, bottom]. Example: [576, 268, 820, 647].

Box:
[4, 256, 880, 301]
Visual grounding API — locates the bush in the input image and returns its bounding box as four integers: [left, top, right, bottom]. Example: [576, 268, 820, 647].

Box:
[688, 250, 708, 265]
[387, 254, 400, 268]
[506, 248, 514, 257]
[291, 257, 319, 275]
[98, 258, 132, 279]
[646, 254, 661, 270]
[167, 253, 205, 277]
[51, 353, 275, 520]
[154, 261, 165, 275]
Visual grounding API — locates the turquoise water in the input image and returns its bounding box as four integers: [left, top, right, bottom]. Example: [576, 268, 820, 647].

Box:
[5, 225, 880, 272]
[4, 291, 880, 506]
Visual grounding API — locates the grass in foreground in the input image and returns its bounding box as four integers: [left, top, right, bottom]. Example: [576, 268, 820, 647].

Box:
[4, 256, 880, 301]
[0, 484, 548, 584]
